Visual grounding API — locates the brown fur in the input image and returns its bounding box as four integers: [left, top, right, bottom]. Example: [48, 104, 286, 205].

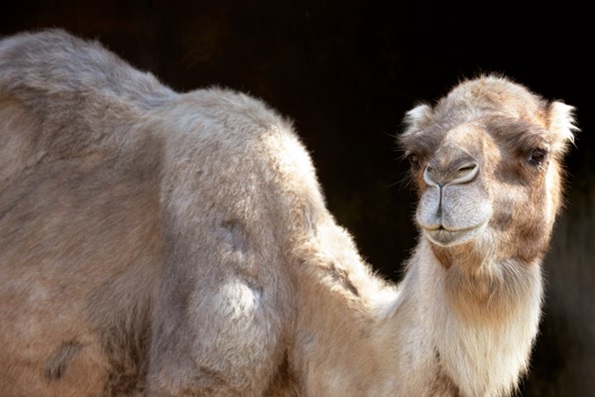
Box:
[0, 29, 577, 396]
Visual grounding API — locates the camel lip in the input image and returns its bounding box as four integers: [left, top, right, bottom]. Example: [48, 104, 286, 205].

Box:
[421, 223, 486, 247]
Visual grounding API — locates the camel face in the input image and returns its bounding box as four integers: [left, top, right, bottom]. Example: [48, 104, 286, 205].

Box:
[400, 75, 576, 264]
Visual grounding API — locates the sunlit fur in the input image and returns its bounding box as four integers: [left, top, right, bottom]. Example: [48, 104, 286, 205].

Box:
[0, 30, 577, 397]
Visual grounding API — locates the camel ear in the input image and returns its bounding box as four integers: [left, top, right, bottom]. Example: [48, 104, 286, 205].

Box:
[547, 101, 579, 156]
[403, 103, 432, 134]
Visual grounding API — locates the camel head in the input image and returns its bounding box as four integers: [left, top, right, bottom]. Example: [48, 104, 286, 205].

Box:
[399, 74, 577, 268]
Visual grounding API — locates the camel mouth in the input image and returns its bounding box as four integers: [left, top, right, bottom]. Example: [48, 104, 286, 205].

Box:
[422, 223, 486, 247]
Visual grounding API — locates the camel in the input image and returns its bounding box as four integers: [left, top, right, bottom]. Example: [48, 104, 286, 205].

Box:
[0, 29, 577, 397]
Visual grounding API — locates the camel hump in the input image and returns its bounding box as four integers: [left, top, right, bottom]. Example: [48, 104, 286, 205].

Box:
[0, 28, 174, 111]
[0, 29, 175, 181]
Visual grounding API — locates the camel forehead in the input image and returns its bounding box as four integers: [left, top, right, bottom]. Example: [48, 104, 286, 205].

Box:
[401, 119, 496, 161]
[437, 76, 548, 126]
[400, 76, 550, 157]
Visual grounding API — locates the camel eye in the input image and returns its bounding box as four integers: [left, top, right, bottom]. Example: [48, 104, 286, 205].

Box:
[407, 153, 421, 168]
[528, 148, 548, 166]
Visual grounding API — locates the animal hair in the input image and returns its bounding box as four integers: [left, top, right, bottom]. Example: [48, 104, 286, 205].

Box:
[0, 30, 578, 396]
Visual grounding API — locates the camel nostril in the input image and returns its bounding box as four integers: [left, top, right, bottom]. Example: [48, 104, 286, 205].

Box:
[423, 162, 478, 187]
[452, 163, 479, 184]
[423, 165, 439, 187]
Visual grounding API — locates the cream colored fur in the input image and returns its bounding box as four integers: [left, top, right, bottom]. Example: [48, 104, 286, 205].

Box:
[0, 30, 577, 396]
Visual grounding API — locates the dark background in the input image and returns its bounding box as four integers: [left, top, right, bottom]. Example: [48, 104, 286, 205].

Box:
[1, 1, 593, 395]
